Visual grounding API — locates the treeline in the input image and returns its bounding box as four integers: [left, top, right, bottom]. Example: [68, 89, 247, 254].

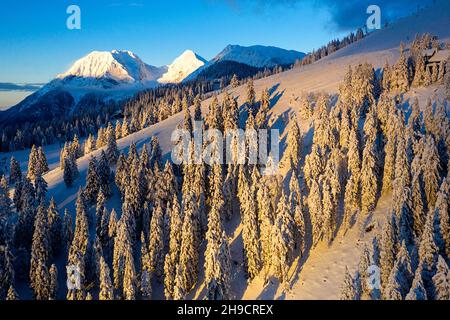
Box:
[297, 28, 366, 67]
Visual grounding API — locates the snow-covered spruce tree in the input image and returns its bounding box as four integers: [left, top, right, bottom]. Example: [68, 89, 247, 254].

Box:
[445, 68, 450, 100]
[62, 209, 73, 255]
[412, 53, 431, 87]
[303, 144, 325, 189]
[127, 142, 138, 164]
[390, 51, 410, 94]
[183, 106, 193, 135]
[271, 191, 296, 285]
[124, 159, 146, 238]
[347, 126, 361, 177]
[358, 245, 373, 299]
[112, 218, 132, 296]
[71, 135, 83, 159]
[164, 196, 183, 300]
[433, 177, 449, 259]
[340, 267, 361, 300]
[230, 74, 239, 88]
[343, 174, 360, 231]
[0, 177, 12, 245]
[47, 198, 61, 257]
[418, 208, 439, 296]
[380, 213, 398, 291]
[149, 136, 163, 171]
[115, 153, 127, 197]
[9, 156, 22, 185]
[205, 184, 225, 256]
[14, 177, 37, 248]
[99, 256, 114, 300]
[106, 122, 120, 165]
[148, 202, 165, 279]
[223, 165, 236, 221]
[255, 88, 270, 130]
[206, 231, 232, 300]
[384, 241, 412, 299]
[193, 95, 202, 122]
[208, 164, 224, 219]
[36, 147, 49, 175]
[381, 113, 397, 195]
[246, 79, 256, 114]
[321, 177, 336, 243]
[289, 174, 305, 254]
[392, 129, 412, 213]
[84, 156, 100, 204]
[98, 151, 113, 198]
[422, 136, 441, 210]
[405, 266, 428, 300]
[63, 154, 78, 188]
[360, 109, 380, 214]
[397, 193, 415, 249]
[6, 285, 18, 300]
[339, 109, 351, 151]
[122, 242, 137, 300]
[174, 192, 201, 296]
[308, 178, 323, 246]
[29, 204, 51, 300]
[33, 173, 47, 205]
[84, 134, 96, 155]
[140, 233, 152, 300]
[241, 167, 262, 281]
[432, 255, 449, 300]
[49, 264, 58, 300]
[204, 194, 231, 300]
[285, 120, 302, 174]
[0, 246, 14, 298]
[26, 145, 39, 180]
[68, 190, 89, 264]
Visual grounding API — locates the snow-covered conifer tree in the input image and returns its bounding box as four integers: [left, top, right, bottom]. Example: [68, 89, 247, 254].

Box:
[99, 256, 114, 300]
[106, 123, 119, 165]
[9, 156, 22, 185]
[432, 255, 449, 300]
[148, 203, 165, 279]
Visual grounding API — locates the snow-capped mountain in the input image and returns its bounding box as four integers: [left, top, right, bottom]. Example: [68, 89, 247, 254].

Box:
[212, 45, 305, 68]
[54, 50, 165, 88]
[0, 45, 305, 123]
[184, 44, 305, 81]
[158, 50, 207, 84]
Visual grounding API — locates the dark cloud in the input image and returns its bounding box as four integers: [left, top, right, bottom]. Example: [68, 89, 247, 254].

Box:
[0, 83, 44, 92]
[222, 0, 433, 30]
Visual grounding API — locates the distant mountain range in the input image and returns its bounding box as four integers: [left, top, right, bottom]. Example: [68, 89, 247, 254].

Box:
[0, 45, 304, 124]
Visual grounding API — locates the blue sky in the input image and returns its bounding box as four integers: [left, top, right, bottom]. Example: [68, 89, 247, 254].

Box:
[0, 0, 343, 84]
[0, 0, 431, 108]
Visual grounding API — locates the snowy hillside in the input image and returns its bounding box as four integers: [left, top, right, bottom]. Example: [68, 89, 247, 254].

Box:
[2, 1, 449, 302]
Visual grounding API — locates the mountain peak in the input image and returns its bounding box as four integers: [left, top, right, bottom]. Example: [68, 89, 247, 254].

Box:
[213, 44, 305, 68]
[158, 50, 207, 84]
[57, 50, 162, 85]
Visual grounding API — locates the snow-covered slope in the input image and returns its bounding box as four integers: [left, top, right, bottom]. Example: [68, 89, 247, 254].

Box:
[5, 0, 450, 300]
[158, 50, 207, 84]
[212, 44, 305, 68]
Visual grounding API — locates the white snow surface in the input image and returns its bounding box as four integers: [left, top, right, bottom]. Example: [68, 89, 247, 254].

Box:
[4, 1, 450, 300]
